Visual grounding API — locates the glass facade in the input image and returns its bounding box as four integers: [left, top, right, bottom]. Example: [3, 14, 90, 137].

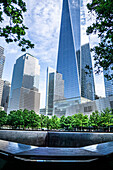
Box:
[54, 96, 113, 118]
[8, 53, 40, 114]
[0, 46, 5, 106]
[56, 0, 95, 101]
[46, 67, 56, 115]
[57, 0, 80, 99]
[54, 72, 64, 101]
[0, 46, 5, 79]
[1, 81, 11, 112]
[46, 67, 64, 115]
[81, 43, 95, 100]
[104, 65, 113, 97]
[0, 79, 4, 106]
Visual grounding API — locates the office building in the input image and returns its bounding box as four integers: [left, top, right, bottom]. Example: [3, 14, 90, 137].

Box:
[46, 67, 64, 115]
[104, 64, 113, 97]
[0, 46, 5, 106]
[46, 67, 56, 115]
[8, 53, 40, 114]
[81, 43, 95, 100]
[1, 81, 11, 112]
[104, 78, 113, 97]
[57, 0, 95, 102]
[0, 46, 5, 79]
[0, 79, 4, 106]
[54, 72, 64, 101]
[54, 96, 113, 118]
[40, 108, 46, 115]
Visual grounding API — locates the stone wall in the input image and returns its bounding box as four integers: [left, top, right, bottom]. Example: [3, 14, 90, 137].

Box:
[0, 130, 113, 147]
[0, 130, 48, 146]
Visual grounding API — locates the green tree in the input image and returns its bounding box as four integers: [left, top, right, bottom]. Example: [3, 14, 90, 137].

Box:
[7, 110, 24, 129]
[86, 0, 113, 80]
[77, 113, 84, 130]
[60, 115, 66, 129]
[82, 115, 89, 127]
[15, 109, 24, 128]
[60, 114, 89, 131]
[50, 115, 60, 130]
[40, 114, 46, 129]
[89, 111, 101, 129]
[60, 115, 73, 130]
[71, 113, 84, 130]
[7, 110, 18, 129]
[0, 110, 7, 128]
[0, 0, 34, 51]
[22, 109, 30, 129]
[45, 116, 51, 130]
[65, 116, 73, 130]
[28, 110, 40, 129]
[100, 108, 113, 131]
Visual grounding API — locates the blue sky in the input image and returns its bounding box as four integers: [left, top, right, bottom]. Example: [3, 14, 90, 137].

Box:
[1, 0, 105, 108]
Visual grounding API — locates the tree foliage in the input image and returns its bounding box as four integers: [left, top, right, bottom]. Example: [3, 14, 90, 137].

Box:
[0, 0, 34, 51]
[60, 114, 89, 130]
[87, 0, 113, 80]
[89, 110, 100, 129]
[0, 108, 113, 131]
[0, 110, 7, 128]
[100, 108, 113, 130]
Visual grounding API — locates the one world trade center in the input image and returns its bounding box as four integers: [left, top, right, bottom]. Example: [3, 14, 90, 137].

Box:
[56, 0, 95, 102]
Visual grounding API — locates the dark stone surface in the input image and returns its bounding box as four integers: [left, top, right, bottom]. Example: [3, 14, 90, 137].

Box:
[1, 139, 113, 160]
[1, 138, 113, 170]
[1, 130, 113, 147]
[82, 141, 113, 155]
[48, 132, 113, 147]
[17, 147, 102, 160]
[0, 140, 103, 161]
[0, 140, 37, 155]
[0, 130, 48, 146]
[1, 139, 113, 170]
[1, 139, 113, 166]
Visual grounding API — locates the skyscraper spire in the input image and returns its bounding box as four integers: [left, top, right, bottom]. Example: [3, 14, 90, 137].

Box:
[56, 0, 95, 101]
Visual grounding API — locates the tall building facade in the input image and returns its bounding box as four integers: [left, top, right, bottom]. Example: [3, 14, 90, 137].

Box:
[0, 79, 4, 106]
[8, 53, 40, 114]
[46, 67, 56, 115]
[104, 65, 113, 97]
[0, 46, 5, 106]
[81, 43, 95, 100]
[54, 95, 113, 118]
[54, 72, 64, 101]
[46, 67, 64, 115]
[57, 0, 95, 102]
[0, 46, 5, 79]
[1, 81, 11, 112]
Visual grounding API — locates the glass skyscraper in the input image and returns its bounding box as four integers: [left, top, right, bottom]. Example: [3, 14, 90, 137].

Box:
[0, 46, 5, 79]
[46, 67, 56, 115]
[81, 43, 95, 100]
[8, 53, 40, 114]
[57, 0, 95, 101]
[0, 46, 5, 106]
[46, 67, 64, 115]
[1, 81, 11, 112]
[104, 64, 113, 97]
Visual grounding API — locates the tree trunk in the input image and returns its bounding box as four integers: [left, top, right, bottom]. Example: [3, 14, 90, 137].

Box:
[109, 126, 110, 132]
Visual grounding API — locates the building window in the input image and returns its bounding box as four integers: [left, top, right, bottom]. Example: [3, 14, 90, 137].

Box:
[84, 106, 92, 112]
